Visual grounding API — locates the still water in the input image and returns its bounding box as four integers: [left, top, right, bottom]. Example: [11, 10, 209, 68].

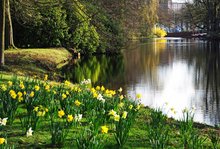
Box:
[62, 38, 220, 126]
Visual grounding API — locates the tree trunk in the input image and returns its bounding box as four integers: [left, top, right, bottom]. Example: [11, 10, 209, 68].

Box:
[0, 0, 6, 66]
[6, 0, 16, 49]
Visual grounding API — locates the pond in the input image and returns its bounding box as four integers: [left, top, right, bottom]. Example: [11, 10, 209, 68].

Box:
[62, 38, 220, 126]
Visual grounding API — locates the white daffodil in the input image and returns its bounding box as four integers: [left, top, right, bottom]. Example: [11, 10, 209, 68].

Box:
[75, 114, 82, 122]
[26, 127, 33, 137]
[97, 94, 105, 103]
[0, 118, 7, 126]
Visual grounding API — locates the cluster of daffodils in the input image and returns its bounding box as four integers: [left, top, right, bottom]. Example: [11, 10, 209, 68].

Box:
[33, 105, 48, 117]
[0, 75, 141, 147]
[109, 109, 121, 121]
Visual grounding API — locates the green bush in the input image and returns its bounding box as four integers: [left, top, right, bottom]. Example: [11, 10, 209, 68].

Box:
[72, 22, 100, 54]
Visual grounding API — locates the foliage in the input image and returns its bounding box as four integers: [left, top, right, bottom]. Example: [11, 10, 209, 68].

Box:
[72, 22, 100, 54]
[153, 27, 167, 38]
[146, 108, 170, 148]
[13, 2, 69, 48]
[9, 0, 159, 53]
[35, 6, 70, 47]
[179, 107, 207, 149]
[208, 128, 220, 149]
[140, 0, 159, 37]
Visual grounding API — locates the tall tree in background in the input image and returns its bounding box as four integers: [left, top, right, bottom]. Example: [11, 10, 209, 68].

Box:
[0, 0, 6, 66]
[0, 0, 16, 66]
[6, 0, 16, 48]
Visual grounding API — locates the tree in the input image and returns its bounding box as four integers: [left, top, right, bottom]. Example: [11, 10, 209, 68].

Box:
[182, 0, 220, 38]
[6, 0, 16, 48]
[0, 0, 6, 66]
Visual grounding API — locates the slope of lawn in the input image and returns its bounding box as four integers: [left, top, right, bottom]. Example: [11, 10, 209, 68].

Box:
[1, 48, 72, 77]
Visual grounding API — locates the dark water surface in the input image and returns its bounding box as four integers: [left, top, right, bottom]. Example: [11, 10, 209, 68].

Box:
[62, 38, 220, 126]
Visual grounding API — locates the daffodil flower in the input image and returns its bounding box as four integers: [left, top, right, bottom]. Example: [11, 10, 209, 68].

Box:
[26, 127, 33, 137]
[101, 125, 108, 134]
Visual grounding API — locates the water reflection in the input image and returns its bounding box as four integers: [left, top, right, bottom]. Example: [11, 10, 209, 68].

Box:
[61, 55, 125, 88]
[62, 38, 220, 126]
[202, 41, 220, 125]
[126, 38, 220, 126]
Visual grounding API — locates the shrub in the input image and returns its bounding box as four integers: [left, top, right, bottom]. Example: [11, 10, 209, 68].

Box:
[153, 27, 167, 38]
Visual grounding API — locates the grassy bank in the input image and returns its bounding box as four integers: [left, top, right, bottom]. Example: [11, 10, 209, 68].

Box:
[0, 75, 219, 148]
[1, 48, 72, 78]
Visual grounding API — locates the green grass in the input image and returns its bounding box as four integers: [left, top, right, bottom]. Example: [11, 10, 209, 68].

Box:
[1, 48, 72, 77]
[1, 107, 219, 148]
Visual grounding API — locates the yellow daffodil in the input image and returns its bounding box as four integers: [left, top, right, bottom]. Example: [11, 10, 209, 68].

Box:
[101, 86, 105, 91]
[17, 91, 23, 97]
[0, 138, 5, 144]
[64, 80, 71, 86]
[67, 115, 74, 122]
[93, 92, 98, 98]
[91, 88, 96, 93]
[19, 81, 25, 89]
[74, 100, 81, 106]
[62, 93, 67, 99]
[108, 109, 117, 116]
[122, 111, 128, 119]
[9, 90, 17, 99]
[18, 97, 24, 102]
[8, 81, 13, 86]
[1, 84, 7, 91]
[29, 91, 34, 97]
[136, 93, 142, 99]
[33, 106, 39, 112]
[129, 105, 133, 110]
[136, 104, 141, 110]
[77, 88, 82, 92]
[101, 125, 108, 134]
[34, 85, 40, 91]
[66, 91, 69, 95]
[96, 86, 100, 91]
[114, 114, 120, 122]
[118, 102, 124, 108]
[37, 111, 45, 117]
[58, 109, 65, 118]
[119, 95, 124, 100]
[53, 90, 57, 95]
[45, 85, 50, 91]
[44, 74, 48, 81]
[23, 91, 27, 95]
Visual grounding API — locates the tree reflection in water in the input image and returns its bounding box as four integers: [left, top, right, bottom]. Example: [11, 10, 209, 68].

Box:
[204, 41, 220, 125]
[61, 54, 125, 89]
